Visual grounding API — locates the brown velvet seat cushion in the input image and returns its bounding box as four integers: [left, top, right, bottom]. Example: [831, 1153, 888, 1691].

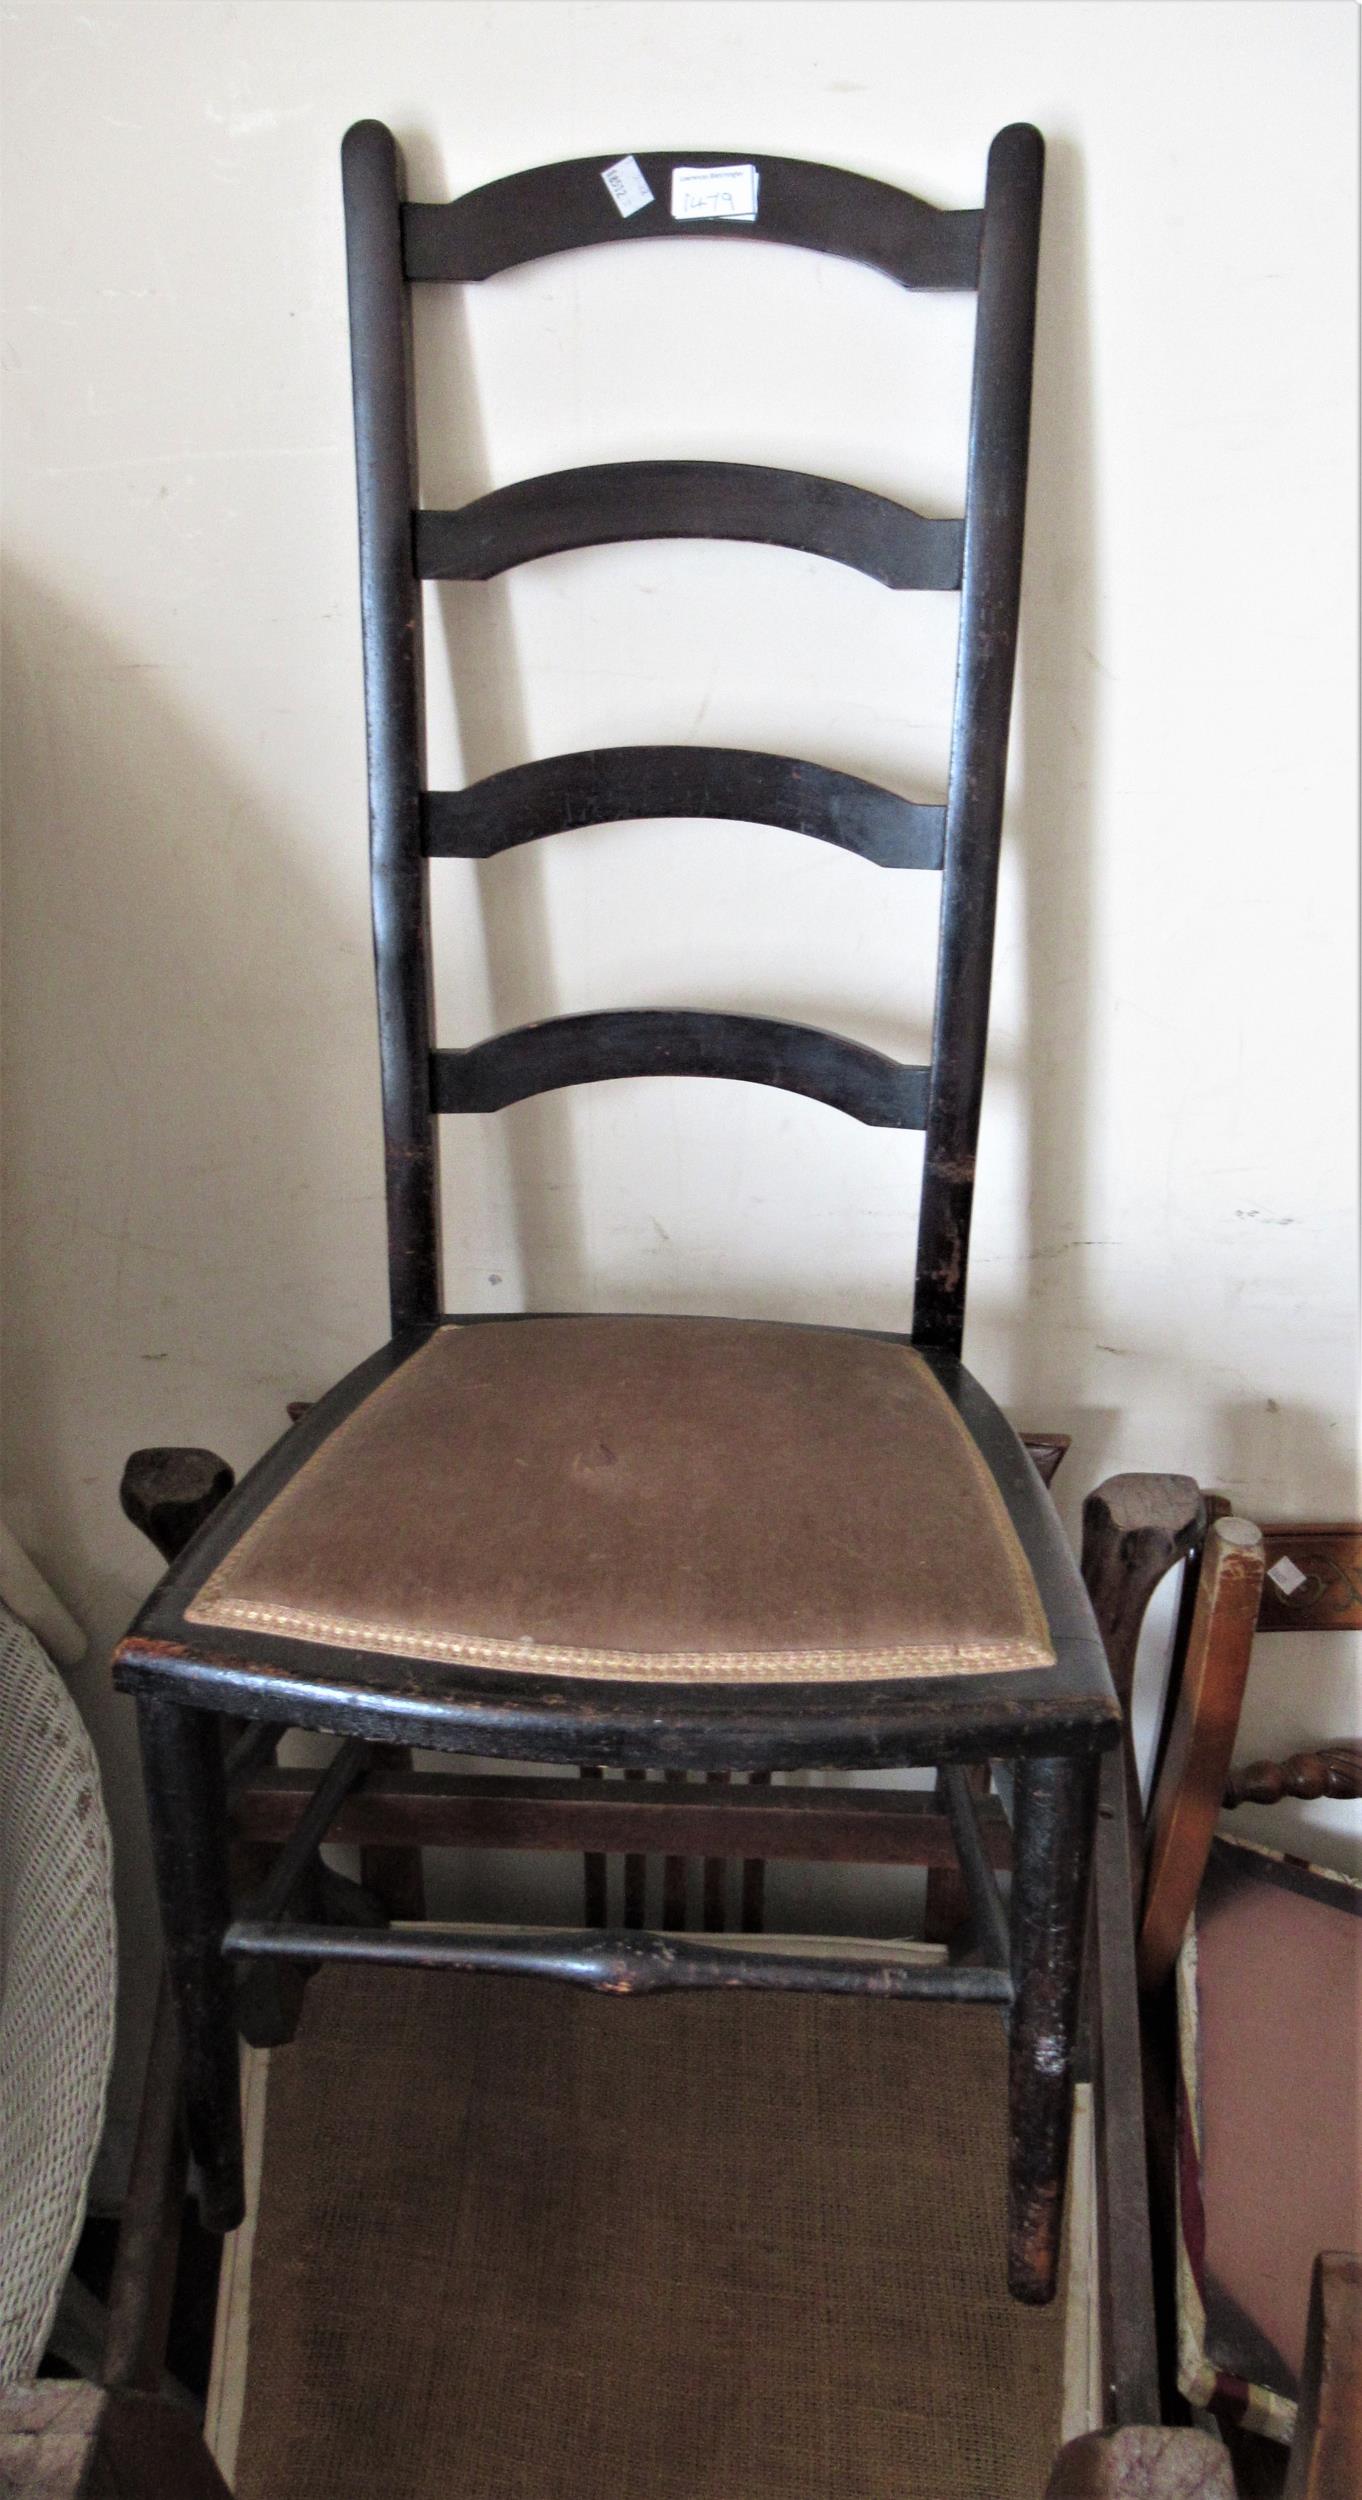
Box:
[186, 1317, 1053, 1685]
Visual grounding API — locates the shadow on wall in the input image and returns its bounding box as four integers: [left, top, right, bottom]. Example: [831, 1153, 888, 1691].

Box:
[0, 558, 388, 2190]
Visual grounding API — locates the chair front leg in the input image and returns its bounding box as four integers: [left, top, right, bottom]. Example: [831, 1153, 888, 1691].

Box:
[136, 1696, 244, 2232]
[1007, 1749, 1099, 2304]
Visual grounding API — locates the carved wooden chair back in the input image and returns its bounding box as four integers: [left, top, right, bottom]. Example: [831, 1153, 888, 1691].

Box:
[341, 123, 1043, 1355]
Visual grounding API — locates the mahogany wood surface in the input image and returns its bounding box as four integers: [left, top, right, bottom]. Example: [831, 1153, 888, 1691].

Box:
[1138, 1517, 1265, 1991]
[1257, 1526, 1362, 1634]
[1225, 1743, 1362, 1810]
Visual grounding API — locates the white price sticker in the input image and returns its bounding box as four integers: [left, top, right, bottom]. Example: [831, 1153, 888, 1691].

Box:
[1267, 1555, 1308, 1598]
[601, 156, 654, 218]
[670, 162, 760, 223]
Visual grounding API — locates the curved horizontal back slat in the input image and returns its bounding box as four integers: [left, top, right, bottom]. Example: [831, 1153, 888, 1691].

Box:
[402, 153, 982, 291]
[423, 748, 946, 868]
[431, 1011, 929, 1127]
[415, 464, 963, 590]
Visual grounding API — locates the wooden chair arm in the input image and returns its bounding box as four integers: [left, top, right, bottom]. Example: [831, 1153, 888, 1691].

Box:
[1138, 1516, 1265, 1991]
[1225, 1744, 1362, 1808]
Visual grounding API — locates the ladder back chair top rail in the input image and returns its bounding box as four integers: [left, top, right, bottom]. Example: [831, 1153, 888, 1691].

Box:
[401, 149, 984, 289]
[339, 120, 1044, 1346]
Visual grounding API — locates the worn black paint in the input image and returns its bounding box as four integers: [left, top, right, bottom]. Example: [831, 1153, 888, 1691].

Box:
[225, 1918, 1013, 2003]
[342, 120, 442, 1335]
[913, 123, 1044, 1354]
[414, 464, 964, 591]
[431, 1011, 930, 1127]
[135, 1698, 244, 2234]
[402, 151, 982, 291]
[423, 746, 946, 869]
[1007, 1750, 1099, 2304]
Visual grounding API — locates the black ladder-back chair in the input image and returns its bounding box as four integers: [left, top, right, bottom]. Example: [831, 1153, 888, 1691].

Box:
[115, 122, 1118, 2306]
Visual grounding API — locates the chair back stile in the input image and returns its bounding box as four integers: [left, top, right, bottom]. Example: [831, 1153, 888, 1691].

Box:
[914, 128, 1041, 1351]
[341, 127, 441, 1337]
[340, 123, 1044, 1352]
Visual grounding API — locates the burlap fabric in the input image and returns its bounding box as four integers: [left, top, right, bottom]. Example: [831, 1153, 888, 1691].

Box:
[231, 1969, 1062, 2499]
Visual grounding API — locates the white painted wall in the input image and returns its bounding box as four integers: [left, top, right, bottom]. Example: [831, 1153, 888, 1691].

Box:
[2, 1, 1357, 2181]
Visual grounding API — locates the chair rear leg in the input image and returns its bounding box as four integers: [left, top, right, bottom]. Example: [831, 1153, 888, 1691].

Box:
[136, 1696, 244, 2233]
[359, 1741, 426, 1918]
[1007, 1749, 1099, 2304]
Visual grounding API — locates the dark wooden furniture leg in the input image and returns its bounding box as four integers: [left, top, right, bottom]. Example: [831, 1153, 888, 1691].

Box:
[100, 1976, 184, 2393]
[135, 1697, 244, 2233]
[1008, 1749, 1099, 2303]
[925, 1433, 1072, 1946]
[285, 1411, 427, 1923]
[1285, 2251, 1362, 2500]
[359, 1743, 427, 1919]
